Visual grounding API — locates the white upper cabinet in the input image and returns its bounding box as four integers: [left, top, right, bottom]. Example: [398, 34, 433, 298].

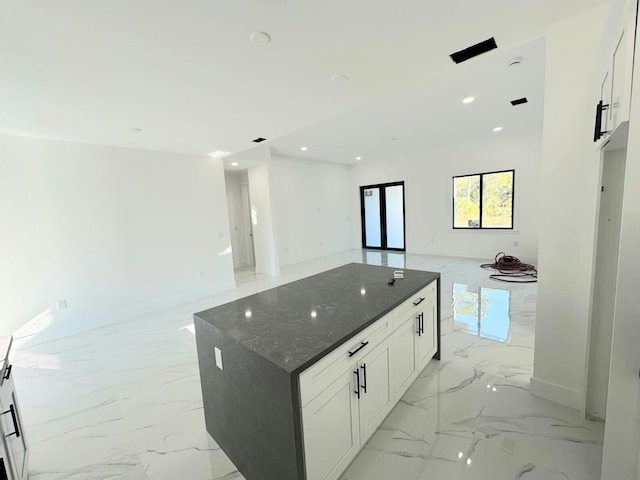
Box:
[596, 0, 638, 144]
[610, 0, 637, 129]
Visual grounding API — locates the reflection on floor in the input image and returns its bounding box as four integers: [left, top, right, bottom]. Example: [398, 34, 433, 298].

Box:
[11, 250, 603, 480]
[453, 284, 511, 342]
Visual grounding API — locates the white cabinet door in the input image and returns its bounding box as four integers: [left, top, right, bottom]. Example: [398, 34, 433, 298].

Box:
[610, 28, 628, 129]
[609, 0, 637, 130]
[302, 367, 360, 480]
[392, 312, 419, 399]
[0, 375, 27, 480]
[600, 70, 612, 137]
[357, 340, 394, 445]
[417, 299, 437, 371]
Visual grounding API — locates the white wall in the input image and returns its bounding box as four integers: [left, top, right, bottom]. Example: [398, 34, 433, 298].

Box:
[349, 132, 541, 262]
[225, 171, 250, 268]
[270, 155, 351, 267]
[0, 134, 235, 337]
[248, 162, 280, 276]
[531, 5, 608, 410]
[601, 17, 640, 478]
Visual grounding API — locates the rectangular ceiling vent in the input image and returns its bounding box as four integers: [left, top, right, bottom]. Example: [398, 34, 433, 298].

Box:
[252, 137, 267, 143]
[450, 37, 498, 64]
[511, 97, 528, 106]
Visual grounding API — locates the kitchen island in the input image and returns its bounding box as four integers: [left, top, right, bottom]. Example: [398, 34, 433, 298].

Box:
[194, 263, 440, 480]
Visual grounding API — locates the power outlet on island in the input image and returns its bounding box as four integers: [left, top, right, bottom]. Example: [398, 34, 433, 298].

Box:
[214, 347, 223, 370]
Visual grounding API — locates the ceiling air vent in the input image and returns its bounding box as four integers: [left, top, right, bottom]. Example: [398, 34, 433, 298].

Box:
[450, 37, 498, 64]
[252, 137, 267, 143]
[511, 97, 528, 106]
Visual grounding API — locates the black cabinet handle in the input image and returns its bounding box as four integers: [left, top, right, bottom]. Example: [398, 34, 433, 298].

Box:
[361, 363, 367, 394]
[419, 312, 424, 334]
[3, 365, 11, 381]
[416, 313, 421, 336]
[2, 405, 20, 438]
[594, 100, 611, 142]
[348, 341, 369, 357]
[413, 297, 425, 306]
[354, 369, 361, 399]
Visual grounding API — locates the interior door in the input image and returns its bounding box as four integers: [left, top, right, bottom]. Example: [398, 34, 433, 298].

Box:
[240, 183, 255, 267]
[360, 182, 405, 251]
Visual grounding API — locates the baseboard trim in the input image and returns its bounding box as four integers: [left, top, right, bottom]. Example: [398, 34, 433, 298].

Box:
[530, 376, 582, 410]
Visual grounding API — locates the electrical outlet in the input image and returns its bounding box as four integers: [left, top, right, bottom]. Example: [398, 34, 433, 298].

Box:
[214, 347, 223, 370]
[56, 300, 67, 310]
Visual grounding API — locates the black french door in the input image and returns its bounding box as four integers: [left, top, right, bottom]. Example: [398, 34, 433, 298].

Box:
[359, 181, 405, 251]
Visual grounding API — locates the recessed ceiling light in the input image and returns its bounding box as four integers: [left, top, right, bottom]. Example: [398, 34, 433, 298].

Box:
[208, 150, 230, 158]
[300, 146, 308, 151]
[331, 74, 348, 83]
[391, 137, 398, 141]
[493, 126, 503, 132]
[250, 31, 271, 45]
[463, 96, 475, 104]
[130, 128, 142, 132]
[231, 162, 239, 166]
[355, 156, 362, 160]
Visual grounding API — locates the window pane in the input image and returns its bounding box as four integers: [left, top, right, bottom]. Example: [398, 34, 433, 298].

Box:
[453, 175, 480, 228]
[363, 188, 381, 247]
[482, 171, 514, 228]
[384, 185, 404, 249]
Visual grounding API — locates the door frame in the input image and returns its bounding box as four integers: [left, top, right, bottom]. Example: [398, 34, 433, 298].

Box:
[359, 181, 406, 251]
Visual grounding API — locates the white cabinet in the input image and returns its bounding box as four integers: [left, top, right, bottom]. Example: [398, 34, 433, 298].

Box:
[609, 0, 637, 130]
[595, 0, 638, 143]
[392, 312, 420, 399]
[357, 341, 393, 445]
[0, 367, 28, 480]
[417, 299, 437, 371]
[301, 341, 394, 480]
[302, 368, 360, 480]
[300, 279, 439, 480]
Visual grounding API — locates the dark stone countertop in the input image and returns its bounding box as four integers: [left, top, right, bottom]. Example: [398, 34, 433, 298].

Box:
[195, 263, 439, 374]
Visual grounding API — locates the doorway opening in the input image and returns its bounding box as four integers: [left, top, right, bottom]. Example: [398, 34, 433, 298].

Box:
[224, 170, 256, 281]
[359, 181, 405, 251]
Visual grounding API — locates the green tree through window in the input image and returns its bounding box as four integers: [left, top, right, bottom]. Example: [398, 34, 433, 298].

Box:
[453, 170, 514, 229]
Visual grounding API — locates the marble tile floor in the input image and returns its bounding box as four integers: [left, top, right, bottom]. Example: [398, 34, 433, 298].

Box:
[9, 250, 603, 479]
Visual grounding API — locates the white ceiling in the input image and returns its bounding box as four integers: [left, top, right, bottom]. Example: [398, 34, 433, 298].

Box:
[0, 0, 607, 158]
[270, 37, 547, 165]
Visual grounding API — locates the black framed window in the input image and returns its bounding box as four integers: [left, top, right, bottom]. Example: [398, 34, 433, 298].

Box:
[452, 170, 514, 229]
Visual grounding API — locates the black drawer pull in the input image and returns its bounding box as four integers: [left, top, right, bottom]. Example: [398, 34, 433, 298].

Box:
[2, 405, 20, 438]
[354, 369, 361, 399]
[413, 297, 425, 306]
[348, 341, 369, 357]
[361, 363, 367, 394]
[3, 365, 11, 381]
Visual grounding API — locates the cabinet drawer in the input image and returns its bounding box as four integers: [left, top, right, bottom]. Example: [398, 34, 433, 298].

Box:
[392, 281, 437, 330]
[299, 312, 393, 407]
